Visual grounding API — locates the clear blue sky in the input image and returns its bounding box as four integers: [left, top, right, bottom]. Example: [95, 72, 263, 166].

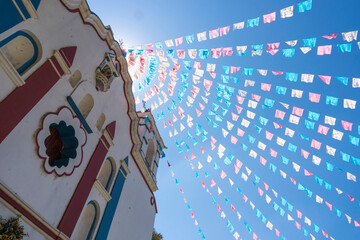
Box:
[87, 0, 360, 239]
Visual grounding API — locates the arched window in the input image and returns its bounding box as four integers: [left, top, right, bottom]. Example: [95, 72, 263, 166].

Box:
[68, 70, 82, 88]
[0, 31, 41, 74]
[95, 113, 106, 131]
[145, 139, 155, 167]
[74, 201, 99, 240]
[98, 157, 115, 191]
[78, 94, 94, 119]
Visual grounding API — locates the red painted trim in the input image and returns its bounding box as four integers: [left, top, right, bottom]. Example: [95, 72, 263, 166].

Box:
[0, 189, 58, 239]
[105, 121, 116, 140]
[0, 47, 77, 144]
[59, 0, 159, 212]
[150, 196, 158, 213]
[57, 137, 108, 237]
[35, 106, 87, 177]
[101, 135, 110, 149]
[50, 56, 64, 76]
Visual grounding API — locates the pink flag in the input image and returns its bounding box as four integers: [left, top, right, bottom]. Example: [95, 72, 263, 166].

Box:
[355, 220, 360, 227]
[175, 37, 183, 46]
[230, 66, 241, 73]
[199, 103, 205, 110]
[204, 79, 213, 91]
[196, 109, 202, 117]
[275, 109, 286, 120]
[237, 128, 245, 136]
[237, 95, 245, 104]
[220, 26, 230, 36]
[323, 34, 337, 39]
[202, 180, 205, 188]
[217, 204, 221, 212]
[304, 169, 313, 176]
[234, 165, 240, 174]
[265, 131, 274, 140]
[231, 135, 238, 144]
[220, 170, 227, 179]
[168, 120, 173, 126]
[253, 233, 258, 240]
[185, 156, 190, 161]
[163, 122, 167, 128]
[272, 70, 284, 75]
[267, 42, 280, 55]
[209, 71, 216, 79]
[146, 49, 155, 56]
[211, 136, 217, 144]
[270, 148, 278, 157]
[236, 105, 243, 113]
[211, 142, 216, 150]
[209, 28, 219, 39]
[236, 159, 243, 168]
[201, 146, 205, 154]
[243, 194, 248, 202]
[231, 204, 235, 211]
[347, 194, 354, 201]
[260, 156, 267, 165]
[232, 112, 239, 121]
[263, 182, 269, 190]
[341, 120, 353, 131]
[261, 83, 272, 91]
[252, 94, 261, 102]
[309, 92, 321, 103]
[145, 43, 154, 47]
[325, 201, 332, 210]
[322, 230, 328, 238]
[295, 221, 301, 230]
[194, 61, 201, 69]
[311, 139, 322, 150]
[290, 177, 296, 185]
[318, 125, 329, 135]
[193, 85, 200, 93]
[292, 106, 304, 117]
[317, 45, 332, 55]
[263, 12, 276, 23]
[180, 188, 184, 193]
[222, 47, 233, 56]
[191, 212, 194, 218]
[172, 114, 178, 122]
[273, 122, 282, 129]
[296, 210, 302, 219]
[318, 75, 331, 85]
[275, 229, 280, 237]
[191, 153, 196, 159]
[258, 187, 264, 196]
[176, 49, 185, 59]
[211, 48, 222, 58]
[210, 179, 216, 187]
[301, 149, 310, 159]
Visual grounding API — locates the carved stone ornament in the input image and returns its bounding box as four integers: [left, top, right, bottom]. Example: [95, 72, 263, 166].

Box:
[36, 106, 87, 176]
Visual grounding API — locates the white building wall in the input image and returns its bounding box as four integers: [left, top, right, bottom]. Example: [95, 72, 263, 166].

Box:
[106, 156, 156, 240]
[0, 1, 162, 240]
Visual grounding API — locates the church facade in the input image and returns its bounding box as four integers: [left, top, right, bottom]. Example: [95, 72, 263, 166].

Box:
[0, 0, 165, 239]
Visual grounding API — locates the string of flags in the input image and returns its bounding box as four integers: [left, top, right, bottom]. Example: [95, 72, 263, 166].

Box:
[129, 1, 360, 239]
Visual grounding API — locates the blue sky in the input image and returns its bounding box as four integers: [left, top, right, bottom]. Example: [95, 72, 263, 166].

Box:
[87, 0, 360, 239]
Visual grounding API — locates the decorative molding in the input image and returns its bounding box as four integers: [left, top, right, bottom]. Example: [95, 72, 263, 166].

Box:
[59, 0, 162, 197]
[0, 182, 70, 240]
[0, 50, 24, 87]
[54, 50, 71, 75]
[103, 129, 114, 147]
[94, 180, 112, 202]
[36, 106, 87, 176]
[22, 0, 38, 19]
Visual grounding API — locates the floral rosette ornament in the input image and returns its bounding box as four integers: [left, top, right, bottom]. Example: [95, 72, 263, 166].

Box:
[36, 107, 87, 176]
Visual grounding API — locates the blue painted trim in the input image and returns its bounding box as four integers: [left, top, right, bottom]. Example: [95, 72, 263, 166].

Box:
[104, 158, 114, 191]
[31, 0, 41, 10]
[0, 31, 39, 74]
[95, 159, 128, 240]
[86, 201, 98, 240]
[67, 96, 93, 134]
[15, 0, 30, 19]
